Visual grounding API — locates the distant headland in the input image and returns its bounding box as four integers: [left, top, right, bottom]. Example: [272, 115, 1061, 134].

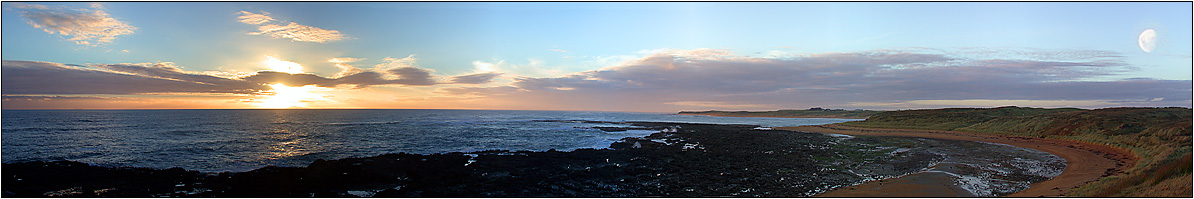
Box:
[677, 107, 882, 119]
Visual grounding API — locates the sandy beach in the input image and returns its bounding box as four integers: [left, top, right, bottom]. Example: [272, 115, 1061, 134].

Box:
[779, 124, 1137, 197]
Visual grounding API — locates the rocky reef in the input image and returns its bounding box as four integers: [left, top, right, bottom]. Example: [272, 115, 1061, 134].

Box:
[3, 121, 1056, 197]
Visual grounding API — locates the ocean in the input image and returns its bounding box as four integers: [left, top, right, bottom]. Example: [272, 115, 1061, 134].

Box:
[1, 109, 1065, 196]
[1, 109, 857, 172]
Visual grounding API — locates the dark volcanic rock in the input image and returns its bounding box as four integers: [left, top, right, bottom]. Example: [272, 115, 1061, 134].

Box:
[2, 121, 940, 197]
[2, 161, 210, 197]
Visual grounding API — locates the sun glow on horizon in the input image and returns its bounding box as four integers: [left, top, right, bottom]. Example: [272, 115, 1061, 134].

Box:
[256, 83, 328, 108]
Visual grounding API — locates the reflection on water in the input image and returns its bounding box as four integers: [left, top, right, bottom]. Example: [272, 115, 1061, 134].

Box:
[264, 131, 309, 160]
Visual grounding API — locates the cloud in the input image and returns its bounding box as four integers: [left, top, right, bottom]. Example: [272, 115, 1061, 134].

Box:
[450, 72, 502, 84]
[472, 60, 499, 72]
[237, 55, 499, 88]
[441, 48, 1191, 111]
[238, 55, 496, 87]
[328, 57, 366, 78]
[2, 58, 520, 110]
[301, 55, 437, 86]
[6, 47, 1188, 111]
[439, 86, 523, 96]
[239, 71, 336, 87]
[314, 55, 498, 86]
[2, 95, 113, 101]
[251, 22, 349, 43]
[2, 60, 262, 95]
[237, 11, 347, 43]
[238, 69, 433, 88]
[373, 55, 421, 73]
[9, 2, 136, 46]
[236, 10, 274, 25]
[386, 67, 437, 86]
[328, 57, 365, 63]
[240, 68, 497, 88]
[471, 59, 563, 77]
[1, 94, 250, 110]
[2, 57, 503, 98]
[91, 62, 256, 87]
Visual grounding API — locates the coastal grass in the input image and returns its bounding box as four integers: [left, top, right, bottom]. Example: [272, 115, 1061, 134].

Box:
[678, 109, 881, 119]
[835, 106, 1192, 197]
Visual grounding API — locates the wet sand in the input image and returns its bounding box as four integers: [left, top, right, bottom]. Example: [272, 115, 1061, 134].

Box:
[779, 124, 1136, 197]
[818, 171, 975, 197]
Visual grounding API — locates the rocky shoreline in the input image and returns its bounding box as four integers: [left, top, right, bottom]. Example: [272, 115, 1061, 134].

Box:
[786, 124, 1129, 197]
[2, 121, 1057, 197]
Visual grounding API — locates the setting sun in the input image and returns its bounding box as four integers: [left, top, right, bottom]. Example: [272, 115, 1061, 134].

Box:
[257, 83, 327, 108]
[263, 55, 304, 74]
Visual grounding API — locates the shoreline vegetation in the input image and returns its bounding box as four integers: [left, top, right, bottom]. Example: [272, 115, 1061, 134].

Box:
[694, 106, 1189, 197]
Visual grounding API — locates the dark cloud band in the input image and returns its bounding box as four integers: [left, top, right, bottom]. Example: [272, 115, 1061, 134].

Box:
[442, 49, 1191, 110]
[1, 60, 502, 95]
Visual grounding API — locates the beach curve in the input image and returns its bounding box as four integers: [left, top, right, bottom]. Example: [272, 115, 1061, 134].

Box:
[778, 124, 1137, 197]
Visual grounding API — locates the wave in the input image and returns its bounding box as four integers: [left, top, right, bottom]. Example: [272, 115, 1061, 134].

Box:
[324, 121, 404, 126]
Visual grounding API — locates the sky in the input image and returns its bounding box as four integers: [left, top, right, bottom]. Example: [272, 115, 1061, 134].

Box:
[2, 2, 1191, 111]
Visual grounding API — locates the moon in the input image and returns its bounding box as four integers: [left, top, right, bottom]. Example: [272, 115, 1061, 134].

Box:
[1138, 29, 1157, 53]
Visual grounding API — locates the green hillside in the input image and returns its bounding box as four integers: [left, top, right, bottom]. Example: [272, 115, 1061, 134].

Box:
[839, 106, 1192, 197]
[678, 108, 882, 119]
